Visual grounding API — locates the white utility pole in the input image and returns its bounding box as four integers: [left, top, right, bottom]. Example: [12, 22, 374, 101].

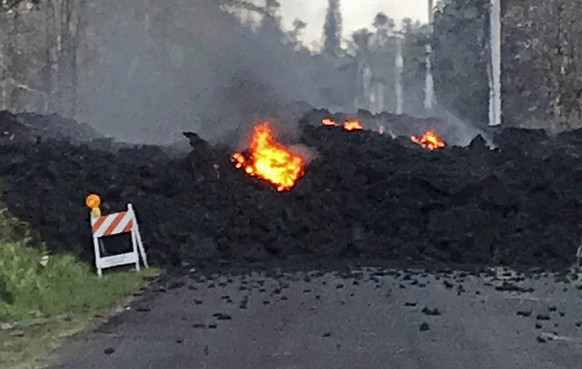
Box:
[424, 0, 435, 111]
[489, 0, 502, 126]
[395, 36, 404, 114]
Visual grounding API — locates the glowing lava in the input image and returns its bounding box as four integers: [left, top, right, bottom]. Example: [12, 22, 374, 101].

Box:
[343, 119, 363, 131]
[322, 117, 337, 126]
[410, 130, 446, 150]
[232, 122, 305, 192]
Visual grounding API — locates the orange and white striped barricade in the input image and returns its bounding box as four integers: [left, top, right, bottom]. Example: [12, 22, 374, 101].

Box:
[90, 203, 148, 276]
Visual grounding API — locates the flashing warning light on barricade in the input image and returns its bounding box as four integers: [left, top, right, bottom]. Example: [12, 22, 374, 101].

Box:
[86, 194, 102, 218]
[86, 193, 101, 209]
[85, 195, 148, 276]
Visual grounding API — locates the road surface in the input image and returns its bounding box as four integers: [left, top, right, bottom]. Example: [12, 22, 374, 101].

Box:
[45, 265, 582, 369]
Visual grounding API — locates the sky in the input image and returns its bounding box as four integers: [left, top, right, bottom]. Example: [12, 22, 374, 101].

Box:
[278, 0, 430, 48]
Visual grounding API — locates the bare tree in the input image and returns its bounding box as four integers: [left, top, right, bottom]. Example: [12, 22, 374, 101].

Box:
[323, 0, 342, 56]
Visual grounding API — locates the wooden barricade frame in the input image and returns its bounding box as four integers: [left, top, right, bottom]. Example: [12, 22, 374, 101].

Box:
[90, 203, 148, 276]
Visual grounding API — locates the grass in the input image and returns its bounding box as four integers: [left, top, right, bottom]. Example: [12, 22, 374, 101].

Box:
[0, 206, 158, 369]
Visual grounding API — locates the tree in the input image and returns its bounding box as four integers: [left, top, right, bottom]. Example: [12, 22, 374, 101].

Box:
[1, 0, 39, 12]
[432, 0, 582, 130]
[401, 18, 431, 114]
[288, 19, 307, 47]
[502, 0, 582, 130]
[0, 0, 86, 116]
[431, 0, 489, 126]
[352, 28, 372, 109]
[322, 0, 342, 56]
[373, 12, 395, 35]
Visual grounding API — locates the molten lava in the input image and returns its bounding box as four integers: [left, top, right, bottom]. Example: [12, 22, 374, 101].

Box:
[322, 117, 337, 126]
[232, 123, 305, 192]
[410, 130, 446, 150]
[343, 119, 363, 131]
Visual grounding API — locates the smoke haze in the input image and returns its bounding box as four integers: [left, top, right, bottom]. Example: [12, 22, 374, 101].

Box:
[76, 0, 346, 146]
[65, 0, 480, 147]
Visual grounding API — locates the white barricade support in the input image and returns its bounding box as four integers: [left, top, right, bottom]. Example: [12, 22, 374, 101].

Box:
[90, 203, 148, 276]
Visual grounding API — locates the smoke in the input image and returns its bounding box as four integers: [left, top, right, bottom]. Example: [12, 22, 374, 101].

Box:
[290, 143, 320, 165]
[72, 0, 484, 149]
[76, 0, 346, 146]
[432, 107, 491, 147]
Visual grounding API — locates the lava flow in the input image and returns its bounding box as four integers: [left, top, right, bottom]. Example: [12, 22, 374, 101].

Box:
[232, 122, 305, 192]
[322, 117, 337, 126]
[410, 130, 446, 150]
[321, 118, 364, 131]
[343, 119, 364, 131]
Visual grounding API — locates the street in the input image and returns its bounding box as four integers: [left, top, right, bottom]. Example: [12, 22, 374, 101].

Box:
[46, 266, 582, 369]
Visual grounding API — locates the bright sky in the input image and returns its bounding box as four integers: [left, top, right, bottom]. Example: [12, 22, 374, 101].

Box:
[279, 0, 429, 47]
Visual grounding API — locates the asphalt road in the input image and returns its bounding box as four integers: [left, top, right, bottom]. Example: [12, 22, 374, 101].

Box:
[45, 266, 582, 369]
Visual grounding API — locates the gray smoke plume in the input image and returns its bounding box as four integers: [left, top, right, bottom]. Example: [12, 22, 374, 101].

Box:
[76, 0, 346, 146]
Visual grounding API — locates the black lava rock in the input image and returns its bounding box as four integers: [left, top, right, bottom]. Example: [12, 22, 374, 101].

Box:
[422, 307, 442, 316]
[104, 347, 115, 355]
[1, 111, 581, 272]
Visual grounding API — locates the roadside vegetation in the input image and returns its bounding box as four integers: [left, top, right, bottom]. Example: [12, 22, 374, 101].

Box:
[0, 205, 157, 369]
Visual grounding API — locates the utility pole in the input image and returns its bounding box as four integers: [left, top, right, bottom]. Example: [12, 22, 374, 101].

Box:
[424, 0, 435, 111]
[395, 35, 403, 114]
[489, 0, 502, 126]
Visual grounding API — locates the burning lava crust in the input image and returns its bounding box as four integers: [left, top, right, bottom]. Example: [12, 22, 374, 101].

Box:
[1, 110, 582, 272]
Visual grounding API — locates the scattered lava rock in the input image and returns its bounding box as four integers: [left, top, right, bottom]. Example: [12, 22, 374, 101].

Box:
[421, 307, 442, 316]
[536, 314, 551, 321]
[104, 347, 115, 355]
[1, 111, 582, 271]
[517, 309, 532, 317]
[495, 283, 535, 293]
[213, 313, 232, 321]
[419, 322, 430, 332]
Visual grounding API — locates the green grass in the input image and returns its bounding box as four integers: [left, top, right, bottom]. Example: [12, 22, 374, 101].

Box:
[0, 206, 159, 369]
[0, 240, 155, 322]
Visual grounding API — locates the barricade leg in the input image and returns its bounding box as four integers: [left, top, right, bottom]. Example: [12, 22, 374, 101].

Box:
[92, 237, 102, 277]
[131, 230, 140, 272]
[135, 226, 148, 268]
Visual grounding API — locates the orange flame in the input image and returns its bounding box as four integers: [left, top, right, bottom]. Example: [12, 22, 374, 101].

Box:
[232, 123, 304, 191]
[410, 130, 446, 150]
[343, 119, 363, 131]
[322, 117, 337, 126]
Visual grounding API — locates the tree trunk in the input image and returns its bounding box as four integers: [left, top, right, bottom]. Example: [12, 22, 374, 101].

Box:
[56, 0, 85, 117]
[0, 12, 7, 111]
[43, 0, 58, 112]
